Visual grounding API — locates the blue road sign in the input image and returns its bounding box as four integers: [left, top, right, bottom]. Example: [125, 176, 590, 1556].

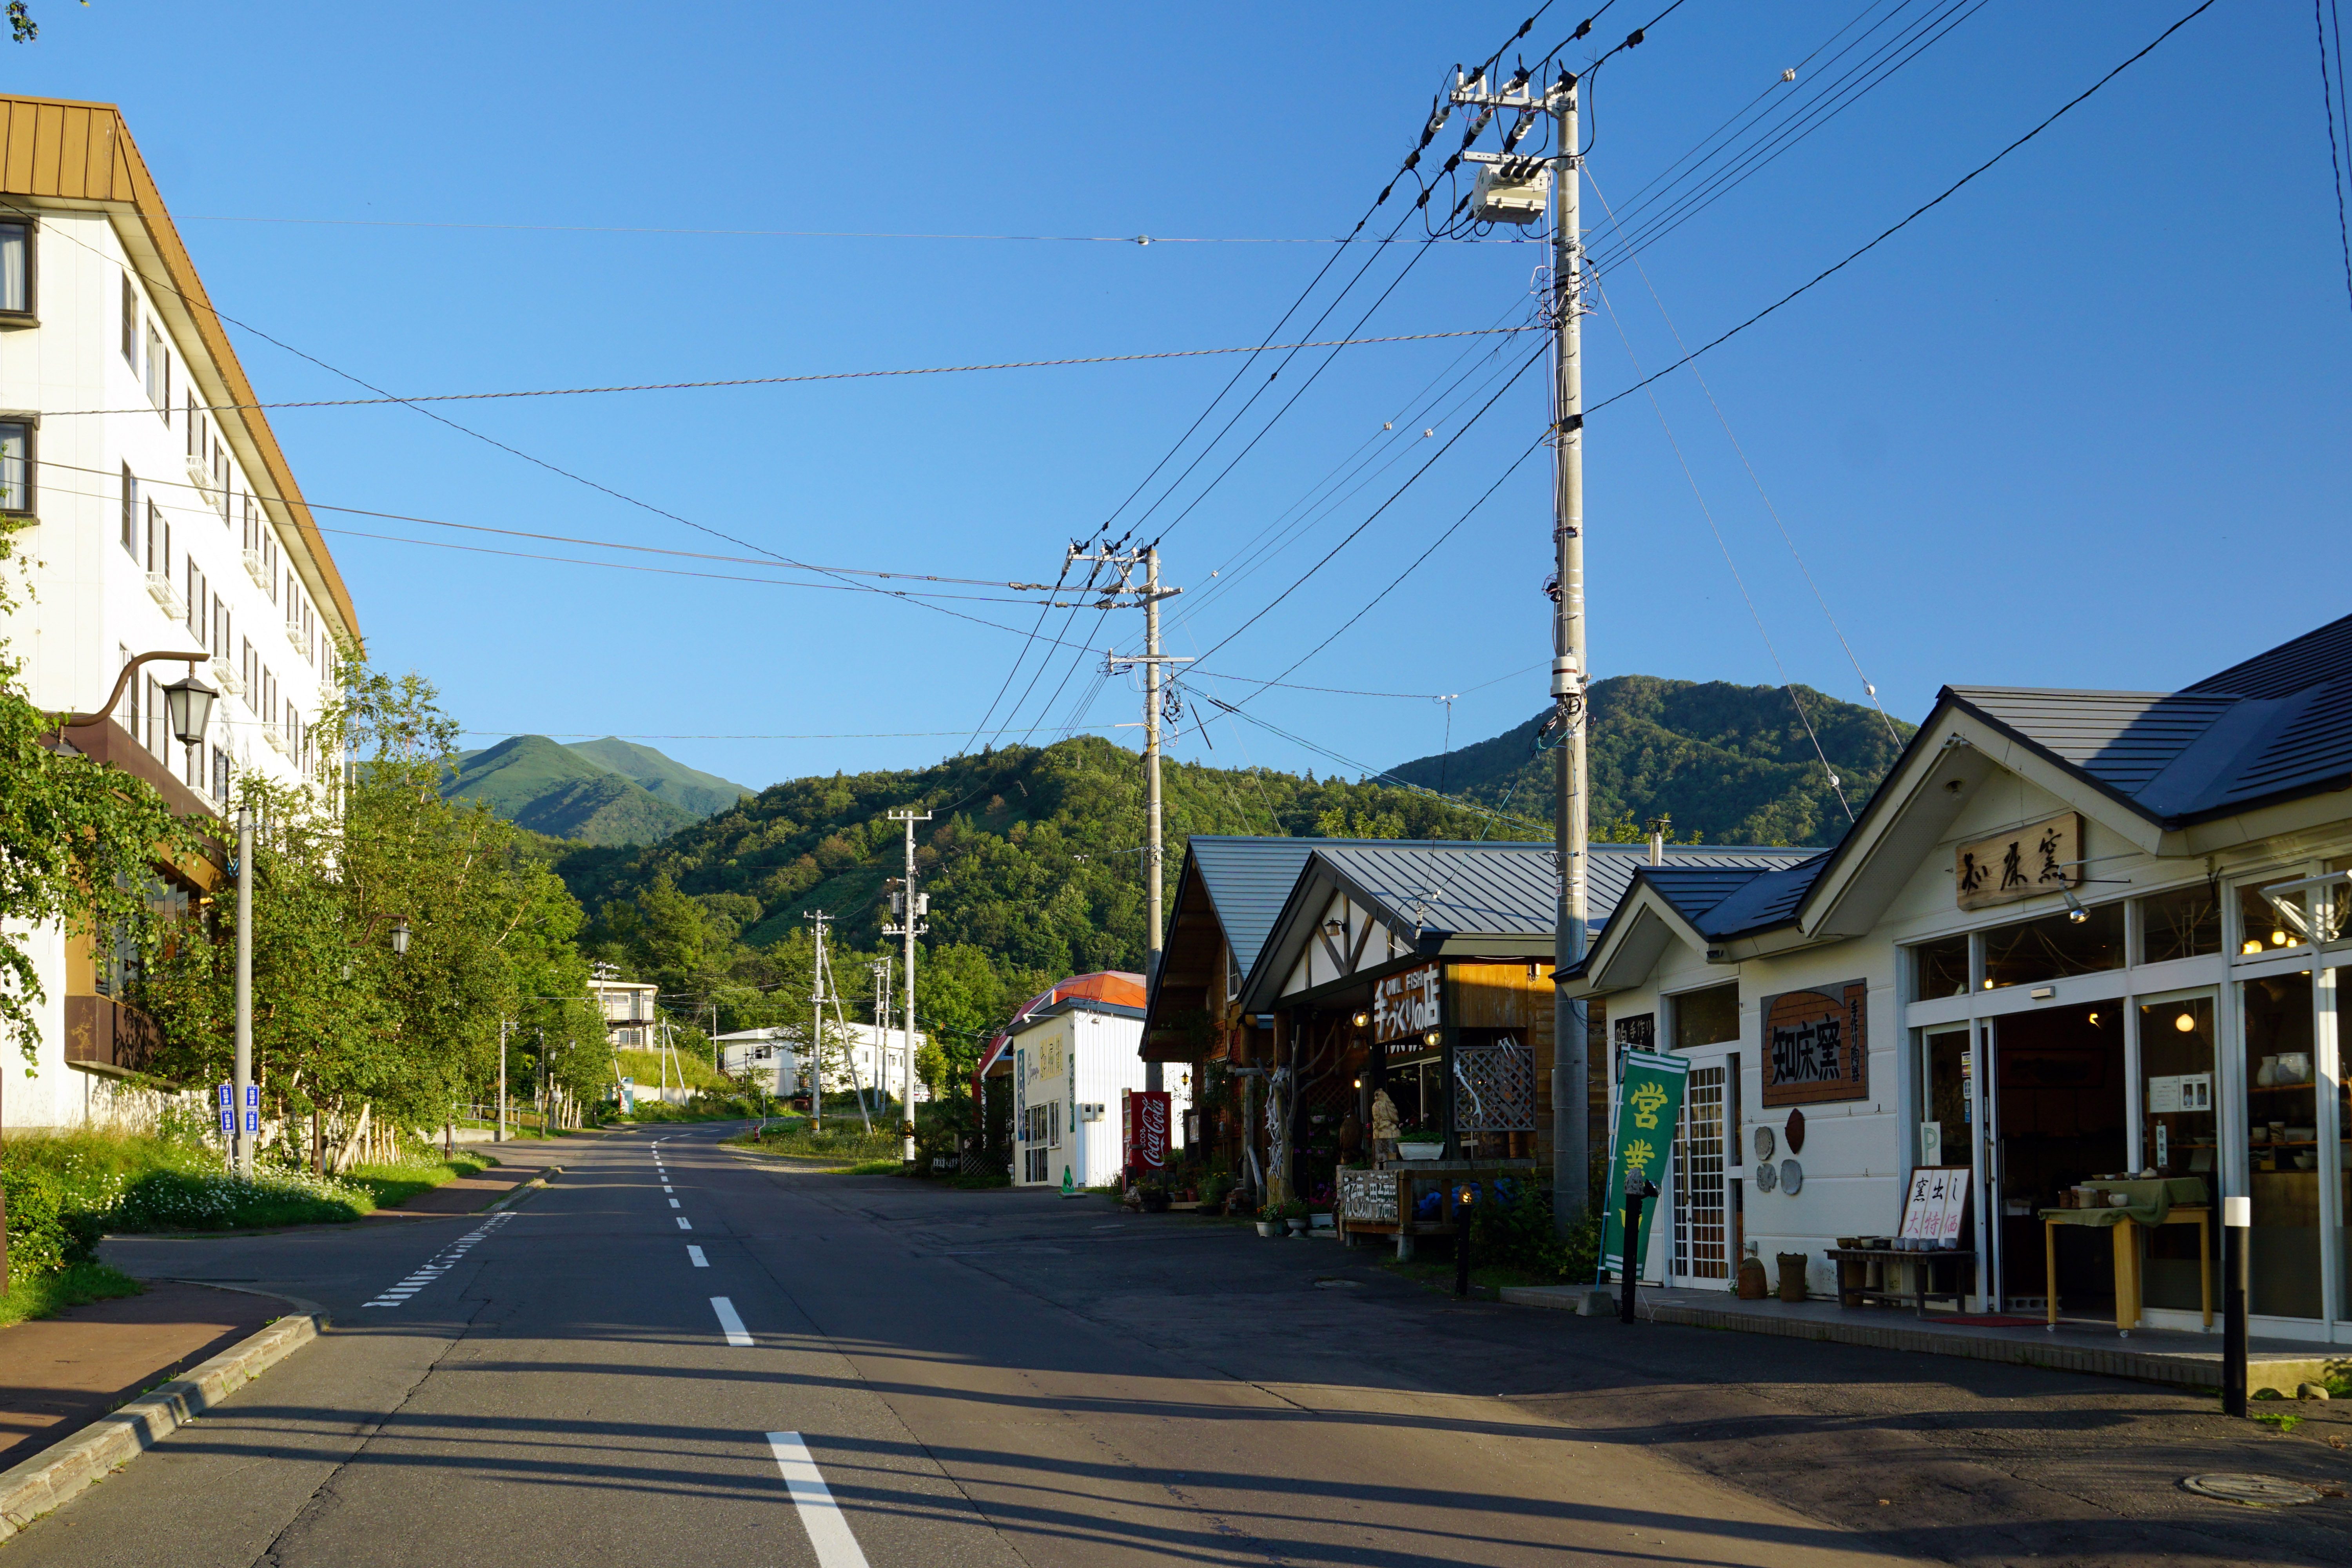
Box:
[245, 1084, 258, 1108]
[219, 1107, 233, 1133]
[218, 1082, 233, 1107]
[245, 1110, 259, 1133]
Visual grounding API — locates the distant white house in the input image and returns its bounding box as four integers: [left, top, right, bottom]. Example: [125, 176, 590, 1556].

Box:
[590, 969, 660, 1050]
[717, 1023, 929, 1107]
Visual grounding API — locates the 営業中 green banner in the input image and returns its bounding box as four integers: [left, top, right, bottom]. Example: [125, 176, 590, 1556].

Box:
[1600, 1049, 1689, 1281]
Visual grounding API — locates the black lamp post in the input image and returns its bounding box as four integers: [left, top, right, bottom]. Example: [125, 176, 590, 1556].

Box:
[1455, 1180, 1478, 1297]
[160, 670, 218, 748]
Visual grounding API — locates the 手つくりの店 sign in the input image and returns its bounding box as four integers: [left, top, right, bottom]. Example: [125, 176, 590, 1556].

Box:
[1371, 964, 1440, 1049]
[1762, 982, 1869, 1107]
[1954, 811, 2081, 911]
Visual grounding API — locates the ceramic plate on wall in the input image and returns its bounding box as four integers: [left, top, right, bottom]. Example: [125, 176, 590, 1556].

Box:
[1755, 1160, 1778, 1193]
[1753, 1126, 1776, 1163]
[1780, 1159, 1804, 1196]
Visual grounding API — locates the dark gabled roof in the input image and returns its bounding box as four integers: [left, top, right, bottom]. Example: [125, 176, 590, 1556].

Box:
[1304, 841, 1814, 944]
[1183, 836, 1327, 979]
[1945, 611, 2352, 828]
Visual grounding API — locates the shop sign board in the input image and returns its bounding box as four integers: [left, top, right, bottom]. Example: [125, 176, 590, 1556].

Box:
[1762, 982, 1869, 1107]
[1123, 1089, 1171, 1172]
[1954, 811, 2082, 911]
[1372, 963, 1440, 1049]
[1600, 1049, 1689, 1280]
[1897, 1166, 1972, 1246]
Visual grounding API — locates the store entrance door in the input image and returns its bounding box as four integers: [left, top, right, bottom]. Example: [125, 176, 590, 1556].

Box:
[1987, 1003, 2127, 1312]
[1670, 1055, 1731, 1286]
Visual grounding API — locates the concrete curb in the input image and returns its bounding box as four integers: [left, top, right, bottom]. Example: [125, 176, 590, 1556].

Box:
[1497, 1286, 2351, 1396]
[480, 1165, 562, 1214]
[0, 1287, 328, 1543]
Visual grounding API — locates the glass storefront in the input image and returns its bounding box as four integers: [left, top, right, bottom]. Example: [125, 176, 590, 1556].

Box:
[2140, 995, 2217, 1312]
[2243, 971, 2321, 1320]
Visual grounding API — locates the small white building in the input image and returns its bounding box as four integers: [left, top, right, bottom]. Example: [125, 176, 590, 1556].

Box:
[717, 1023, 928, 1107]
[983, 972, 1185, 1189]
[590, 971, 659, 1049]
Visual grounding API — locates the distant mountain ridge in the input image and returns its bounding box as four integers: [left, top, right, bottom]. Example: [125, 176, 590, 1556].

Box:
[1388, 674, 1914, 847]
[446, 736, 755, 846]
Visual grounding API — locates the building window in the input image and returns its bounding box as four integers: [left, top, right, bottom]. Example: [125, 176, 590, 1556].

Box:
[121, 644, 137, 738]
[0, 421, 29, 514]
[187, 396, 199, 457]
[212, 595, 229, 659]
[121, 466, 137, 555]
[211, 744, 230, 800]
[185, 560, 205, 638]
[145, 323, 166, 410]
[2138, 883, 2221, 964]
[1671, 982, 1739, 1051]
[0, 220, 29, 316]
[1981, 900, 2126, 989]
[122, 275, 136, 363]
[2236, 874, 2307, 956]
[1911, 933, 1971, 999]
[146, 500, 169, 577]
[241, 637, 256, 706]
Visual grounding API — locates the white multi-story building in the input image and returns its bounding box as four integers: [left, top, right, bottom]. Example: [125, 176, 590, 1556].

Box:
[0, 95, 359, 1128]
[591, 972, 661, 1049]
[717, 1024, 930, 1107]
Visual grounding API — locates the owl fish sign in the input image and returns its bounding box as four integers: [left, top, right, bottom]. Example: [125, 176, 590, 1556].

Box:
[1599, 1049, 1689, 1281]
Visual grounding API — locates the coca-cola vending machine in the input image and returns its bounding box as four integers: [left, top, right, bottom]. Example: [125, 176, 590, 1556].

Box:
[1122, 1089, 1171, 1177]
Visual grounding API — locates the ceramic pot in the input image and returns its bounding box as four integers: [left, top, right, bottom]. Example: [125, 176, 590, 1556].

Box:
[2275, 1053, 2311, 1085]
[1736, 1255, 1770, 1299]
[2256, 1055, 2279, 1087]
[1286, 1217, 1308, 1236]
[1256, 1221, 1280, 1238]
[1775, 1253, 1809, 1303]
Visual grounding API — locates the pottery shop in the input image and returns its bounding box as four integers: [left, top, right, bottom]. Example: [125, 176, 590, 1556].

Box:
[975, 971, 1186, 1190]
[1562, 612, 2352, 1342]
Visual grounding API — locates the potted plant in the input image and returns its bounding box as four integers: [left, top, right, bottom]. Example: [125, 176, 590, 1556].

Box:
[1281, 1199, 1311, 1236]
[1138, 1179, 1171, 1213]
[1255, 1202, 1285, 1238]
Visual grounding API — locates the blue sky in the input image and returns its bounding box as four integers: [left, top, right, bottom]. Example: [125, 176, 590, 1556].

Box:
[15, 2, 2348, 790]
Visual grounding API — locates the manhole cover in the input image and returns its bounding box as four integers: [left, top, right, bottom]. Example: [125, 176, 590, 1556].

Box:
[2181, 1474, 2323, 1505]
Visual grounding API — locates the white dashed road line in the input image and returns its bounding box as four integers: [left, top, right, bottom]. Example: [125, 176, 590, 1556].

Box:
[710, 1296, 753, 1346]
[688, 1245, 708, 1267]
[768, 1431, 871, 1568]
[361, 1212, 515, 1309]
[678, 1217, 693, 1230]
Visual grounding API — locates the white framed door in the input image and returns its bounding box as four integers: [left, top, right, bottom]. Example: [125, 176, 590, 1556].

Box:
[1670, 1051, 1732, 1287]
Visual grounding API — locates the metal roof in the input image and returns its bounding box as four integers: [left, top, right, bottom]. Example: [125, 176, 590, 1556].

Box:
[1183, 836, 1330, 979]
[1946, 613, 2352, 826]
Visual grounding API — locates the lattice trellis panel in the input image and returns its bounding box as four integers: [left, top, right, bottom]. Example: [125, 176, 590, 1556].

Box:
[1453, 1039, 1537, 1132]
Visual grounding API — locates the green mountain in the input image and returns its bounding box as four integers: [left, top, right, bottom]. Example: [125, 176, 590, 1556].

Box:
[563, 737, 754, 818]
[558, 734, 1530, 1004]
[446, 735, 699, 846]
[1387, 675, 1915, 847]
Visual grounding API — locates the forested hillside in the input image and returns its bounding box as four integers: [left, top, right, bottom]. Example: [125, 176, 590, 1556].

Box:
[557, 735, 1528, 1067]
[1388, 675, 1913, 847]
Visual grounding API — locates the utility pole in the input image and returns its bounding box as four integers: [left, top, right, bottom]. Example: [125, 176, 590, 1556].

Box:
[884, 809, 931, 1165]
[1450, 62, 1587, 1237]
[234, 806, 254, 1176]
[872, 955, 893, 1123]
[1074, 544, 1189, 1091]
[1549, 71, 1592, 1235]
[497, 1019, 509, 1144]
[805, 910, 830, 1132]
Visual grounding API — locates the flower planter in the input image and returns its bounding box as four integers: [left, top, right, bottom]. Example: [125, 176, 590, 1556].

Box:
[1285, 1218, 1308, 1236]
[1396, 1141, 1445, 1161]
[1256, 1221, 1281, 1238]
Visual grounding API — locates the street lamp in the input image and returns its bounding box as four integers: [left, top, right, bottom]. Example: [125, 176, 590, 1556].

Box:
[160, 671, 218, 746]
[391, 918, 410, 957]
[1455, 1181, 1479, 1297]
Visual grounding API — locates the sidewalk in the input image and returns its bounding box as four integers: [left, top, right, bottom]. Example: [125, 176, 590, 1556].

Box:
[0, 1281, 280, 1470]
[1501, 1281, 2350, 1395]
[363, 1143, 565, 1219]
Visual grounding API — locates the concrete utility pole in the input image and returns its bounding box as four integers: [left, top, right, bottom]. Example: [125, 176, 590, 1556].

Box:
[884, 809, 931, 1165]
[497, 1019, 508, 1143]
[1450, 63, 1587, 1236]
[234, 806, 254, 1176]
[1549, 73, 1592, 1234]
[805, 909, 830, 1132]
[1073, 544, 1189, 1091]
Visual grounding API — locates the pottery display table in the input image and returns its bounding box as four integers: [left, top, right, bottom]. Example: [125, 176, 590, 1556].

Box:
[1824, 1247, 1976, 1317]
[2039, 1177, 2210, 1334]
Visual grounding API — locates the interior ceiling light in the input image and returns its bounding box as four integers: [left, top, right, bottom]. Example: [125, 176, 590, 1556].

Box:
[2175, 1012, 2197, 1033]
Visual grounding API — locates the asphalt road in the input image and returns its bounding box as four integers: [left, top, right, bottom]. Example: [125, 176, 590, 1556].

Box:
[22, 1124, 2350, 1566]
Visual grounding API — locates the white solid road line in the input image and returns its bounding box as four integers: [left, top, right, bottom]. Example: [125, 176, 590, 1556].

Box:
[677, 1217, 693, 1230]
[688, 1246, 708, 1267]
[710, 1296, 753, 1346]
[767, 1431, 871, 1568]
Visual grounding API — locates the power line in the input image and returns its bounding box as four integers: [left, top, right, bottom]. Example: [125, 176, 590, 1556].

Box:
[1583, 168, 1905, 747]
[165, 213, 1538, 244]
[33, 326, 1544, 419]
[2321, 0, 2352, 315]
[1580, 0, 2220, 419]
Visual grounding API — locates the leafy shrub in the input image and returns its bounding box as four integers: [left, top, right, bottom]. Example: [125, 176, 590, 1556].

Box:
[1468, 1180, 1599, 1282]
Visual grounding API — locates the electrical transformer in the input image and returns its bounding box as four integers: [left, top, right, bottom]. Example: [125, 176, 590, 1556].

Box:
[1471, 161, 1551, 225]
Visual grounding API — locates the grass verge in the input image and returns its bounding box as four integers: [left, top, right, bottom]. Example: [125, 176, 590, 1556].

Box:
[0, 1260, 143, 1328]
